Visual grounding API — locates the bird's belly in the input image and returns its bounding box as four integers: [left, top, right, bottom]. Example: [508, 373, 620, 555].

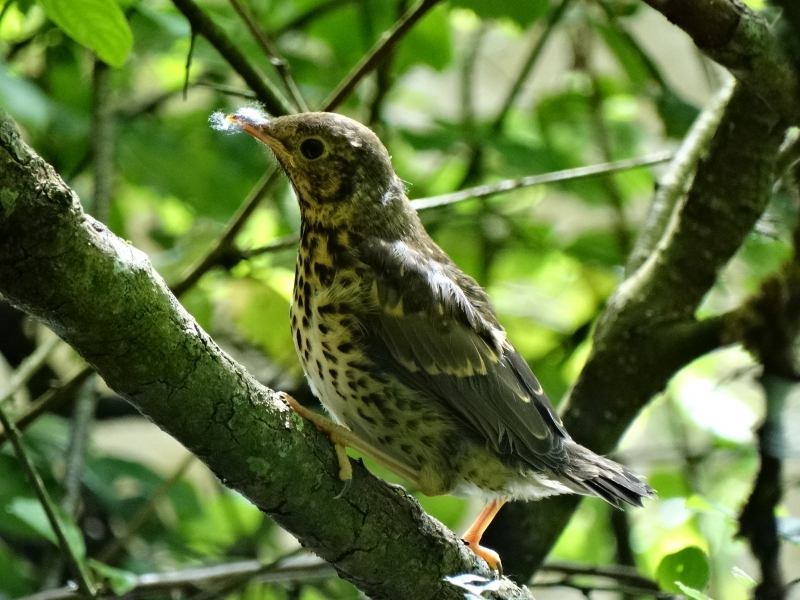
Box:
[291, 287, 469, 494]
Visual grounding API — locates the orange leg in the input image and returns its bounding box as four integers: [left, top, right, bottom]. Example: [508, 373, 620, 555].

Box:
[462, 498, 507, 574]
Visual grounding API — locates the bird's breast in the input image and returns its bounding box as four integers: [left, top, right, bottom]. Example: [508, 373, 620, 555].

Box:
[291, 227, 373, 425]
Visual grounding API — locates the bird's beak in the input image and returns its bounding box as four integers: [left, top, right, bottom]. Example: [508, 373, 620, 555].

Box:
[226, 114, 283, 153]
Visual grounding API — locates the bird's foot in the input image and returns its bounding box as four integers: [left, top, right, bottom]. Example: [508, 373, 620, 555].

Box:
[461, 498, 507, 577]
[463, 538, 503, 577]
[279, 392, 353, 485]
[279, 392, 424, 497]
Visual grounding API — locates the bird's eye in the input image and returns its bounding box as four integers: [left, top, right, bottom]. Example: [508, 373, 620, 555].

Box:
[300, 138, 325, 160]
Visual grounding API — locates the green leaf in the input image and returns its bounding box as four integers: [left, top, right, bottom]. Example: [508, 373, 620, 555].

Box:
[38, 0, 133, 66]
[6, 498, 86, 558]
[675, 581, 714, 600]
[656, 546, 710, 594]
[731, 567, 756, 589]
[88, 559, 137, 595]
[394, 4, 452, 73]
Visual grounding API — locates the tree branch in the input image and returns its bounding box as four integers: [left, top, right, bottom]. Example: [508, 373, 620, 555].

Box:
[170, 0, 294, 116]
[0, 113, 533, 600]
[321, 0, 442, 111]
[641, 0, 800, 125]
[484, 83, 786, 580]
[626, 78, 735, 274]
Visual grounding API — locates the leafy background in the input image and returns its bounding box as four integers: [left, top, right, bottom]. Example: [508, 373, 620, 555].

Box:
[0, 0, 796, 598]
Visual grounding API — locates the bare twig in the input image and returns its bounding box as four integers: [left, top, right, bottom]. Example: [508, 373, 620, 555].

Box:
[228, 0, 308, 111]
[274, 0, 353, 35]
[491, 0, 573, 135]
[321, 0, 442, 111]
[90, 59, 114, 227]
[0, 399, 95, 595]
[539, 561, 662, 591]
[182, 31, 197, 101]
[411, 151, 673, 210]
[0, 366, 93, 446]
[17, 555, 334, 600]
[97, 453, 195, 564]
[239, 152, 673, 262]
[194, 81, 257, 100]
[171, 166, 282, 297]
[239, 233, 301, 259]
[239, 152, 673, 261]
[0, 336, 61, 408]
[458, 0, 573, 187]
[170, 0, 293, 116]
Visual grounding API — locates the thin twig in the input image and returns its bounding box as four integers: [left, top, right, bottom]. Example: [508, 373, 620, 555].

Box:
[458, 0, 572, 187]
[0, 337, 61, 407]
[238, 153, 673, 259]
[170, 0, 293, 116]
[228, 0, 308, 111]
[195, 81, 257, 100]
[366, 0, 407, 126]
[239, 233, 302, 259]
[539, 560, 662, 591]
[531, 579, 672, 598]
[321, 0, 442, 111]
[18, 555, 334, 600]
[170, 166, 282, 297]
[0, 401, 95, 596]
[97, 453, 195, 564]
[90, 59, 114, 226]
[411, 151, 672, 210]
[491, 0, 573, 135]
[0, 366, 94, 446]
[183, 31, 197, 101]
[274, 0, 352, 35]
[42, 378, 99, 589]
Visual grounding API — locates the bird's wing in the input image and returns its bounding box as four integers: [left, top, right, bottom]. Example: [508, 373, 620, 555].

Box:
[357, 237, 570, 471]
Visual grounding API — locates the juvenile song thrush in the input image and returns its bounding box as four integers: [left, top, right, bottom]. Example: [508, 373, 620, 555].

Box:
[217, 108, 654, 571]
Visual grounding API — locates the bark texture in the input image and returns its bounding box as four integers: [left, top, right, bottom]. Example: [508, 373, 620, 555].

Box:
[0, 114, 533, 600]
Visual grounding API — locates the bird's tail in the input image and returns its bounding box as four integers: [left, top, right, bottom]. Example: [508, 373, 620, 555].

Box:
[563, 441, 655, 508]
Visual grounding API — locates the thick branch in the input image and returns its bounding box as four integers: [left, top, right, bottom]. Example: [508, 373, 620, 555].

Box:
[640, 0, 800, 125]
[485, 83, 785, 580]
[0, 114, 531, 600]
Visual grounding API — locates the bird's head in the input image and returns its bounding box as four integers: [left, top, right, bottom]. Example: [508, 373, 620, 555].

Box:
[223, 110, 407, 230]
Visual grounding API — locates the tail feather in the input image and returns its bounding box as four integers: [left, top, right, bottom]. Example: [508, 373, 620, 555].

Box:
[564, 441, 655, 508]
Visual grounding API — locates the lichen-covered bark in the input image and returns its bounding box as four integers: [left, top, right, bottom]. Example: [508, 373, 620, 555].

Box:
[484, 84, 786, 581]
[0, 114, 534, 600]
[641, 0, 800, 126]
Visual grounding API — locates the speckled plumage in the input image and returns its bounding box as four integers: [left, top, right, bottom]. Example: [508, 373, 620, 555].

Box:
[229, 110, 654, 508]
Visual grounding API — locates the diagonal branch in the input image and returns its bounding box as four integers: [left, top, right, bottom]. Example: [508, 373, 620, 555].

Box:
[484, 83, 786, 580]
[321, 0, 442, 111]
[640, 0, 800, 126]
[170, 0, 294, 116]
[0, 113, 532, 600]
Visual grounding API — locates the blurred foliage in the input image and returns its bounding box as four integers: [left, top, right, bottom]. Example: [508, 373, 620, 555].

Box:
[0, 0, 797, 598]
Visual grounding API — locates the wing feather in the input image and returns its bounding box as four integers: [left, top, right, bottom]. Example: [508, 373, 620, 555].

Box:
[357, 237, 569, 471]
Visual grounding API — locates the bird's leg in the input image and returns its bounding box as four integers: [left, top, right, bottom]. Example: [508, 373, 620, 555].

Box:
[462, 498, 507, 575]
[279, 393, 423, 494]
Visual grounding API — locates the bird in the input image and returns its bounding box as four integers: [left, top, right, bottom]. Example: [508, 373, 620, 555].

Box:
[218, 108, 654, 573]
